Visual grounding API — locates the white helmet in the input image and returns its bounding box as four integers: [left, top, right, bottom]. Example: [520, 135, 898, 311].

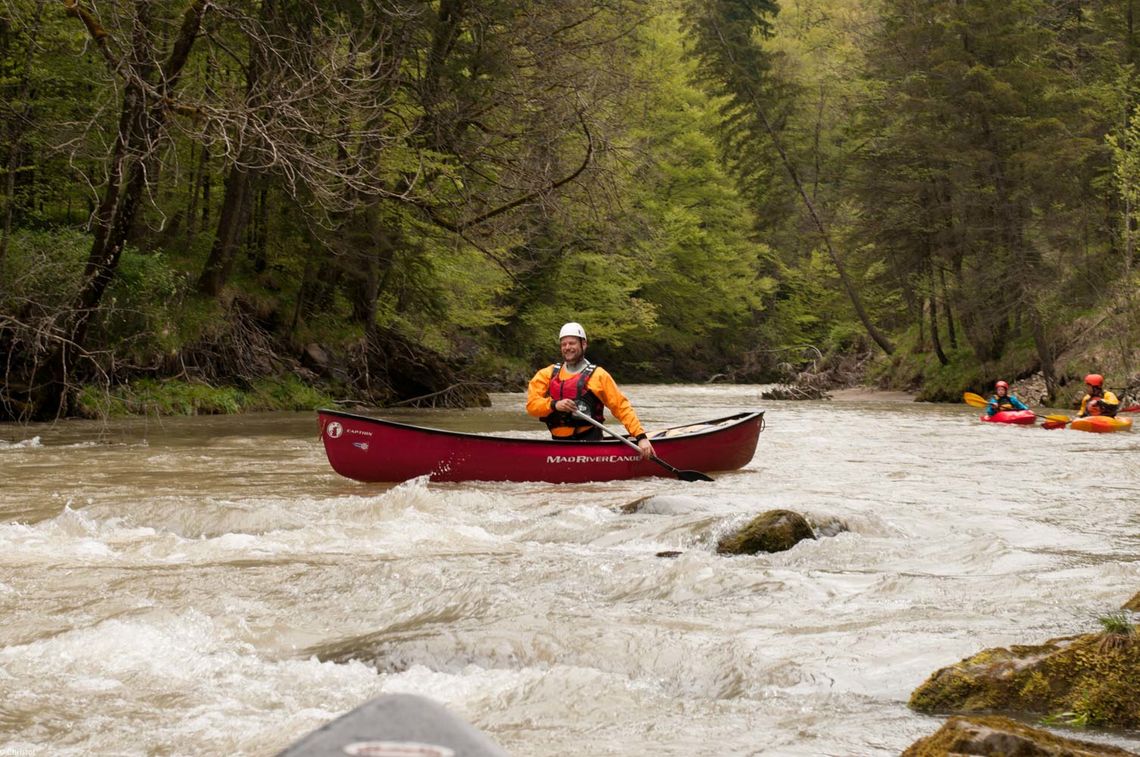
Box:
[558, 322, 587, 341]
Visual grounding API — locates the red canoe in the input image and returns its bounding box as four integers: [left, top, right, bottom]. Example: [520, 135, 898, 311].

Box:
[979, 410, 1036, 425]
[318, 409, 764, 483]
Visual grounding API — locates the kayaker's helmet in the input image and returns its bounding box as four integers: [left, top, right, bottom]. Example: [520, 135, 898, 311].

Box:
[1084, 373, 1104, 388]
[559, 322, 587, 342]
[995, 380, 1008, 390]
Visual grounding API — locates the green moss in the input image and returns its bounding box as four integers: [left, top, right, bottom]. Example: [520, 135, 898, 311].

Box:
[909, 667, 1000, 713]
[1017, 671, 1053, 703]
[715, 510, 815, 555]
[909, 633, 1140, 729]
[903, 715, 1139, 757]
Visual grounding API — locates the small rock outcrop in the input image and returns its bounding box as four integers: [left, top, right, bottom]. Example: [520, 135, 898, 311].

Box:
[901, 714, 1138, 756]
[301, 343, 331, 375]
[716, 509, 815, 555]
[909, 627, 1140, 729]
[618, 495, 704, 515]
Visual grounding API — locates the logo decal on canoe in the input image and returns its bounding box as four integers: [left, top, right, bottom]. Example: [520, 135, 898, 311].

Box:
[546, 454, 640, 464]
[326, 421, 343, 439]
[353, 442, 369, 451]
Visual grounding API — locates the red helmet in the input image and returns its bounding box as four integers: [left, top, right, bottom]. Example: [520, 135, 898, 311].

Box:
[995, 380, 1008, 389]
[1085, 373, 1104, 387]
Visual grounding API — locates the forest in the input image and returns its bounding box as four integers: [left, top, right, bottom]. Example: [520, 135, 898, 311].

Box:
[1, 0, 1138, 421]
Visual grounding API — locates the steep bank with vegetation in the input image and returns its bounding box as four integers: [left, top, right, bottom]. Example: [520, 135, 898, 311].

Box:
[2, 0, 1138, 420]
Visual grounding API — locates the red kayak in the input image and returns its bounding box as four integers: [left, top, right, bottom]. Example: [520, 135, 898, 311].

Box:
[979, 410, 1037, 425]
[318, 409, 763, 483]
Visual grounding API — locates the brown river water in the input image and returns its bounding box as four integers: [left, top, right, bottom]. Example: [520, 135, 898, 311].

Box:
[1, 385, 1139, 756]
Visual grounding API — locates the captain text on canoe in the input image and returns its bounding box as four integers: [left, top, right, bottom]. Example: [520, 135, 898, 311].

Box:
[526, 322, 656, 460]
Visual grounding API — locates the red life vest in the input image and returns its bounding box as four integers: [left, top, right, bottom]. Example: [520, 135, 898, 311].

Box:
[544, 362, 605, 436]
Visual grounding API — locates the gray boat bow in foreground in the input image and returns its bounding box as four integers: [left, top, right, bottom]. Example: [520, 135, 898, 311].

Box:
[278, 694, 509, 757]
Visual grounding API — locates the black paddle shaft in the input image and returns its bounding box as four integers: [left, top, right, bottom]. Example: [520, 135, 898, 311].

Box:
[569, 409, 713, 482]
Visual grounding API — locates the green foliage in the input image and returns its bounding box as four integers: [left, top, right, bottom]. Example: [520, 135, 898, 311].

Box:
[76, 376, 333, 418]
[1098, 612, 1136, 637]
[5, 0, 1140, 416]
[245, 376, 333, 412]
[77, 380, 244, 418]
[855, 0, 1122, 369]
[96, 249, 193, 359]
[0, 228, 89, 305]
[1038, 710, 1090, 728]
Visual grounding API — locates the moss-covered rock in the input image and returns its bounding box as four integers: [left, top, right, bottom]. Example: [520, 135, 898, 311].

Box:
[716, 509, 815, 555]
[901, 714, 1138, 756]
[909, 628, 1140, 729]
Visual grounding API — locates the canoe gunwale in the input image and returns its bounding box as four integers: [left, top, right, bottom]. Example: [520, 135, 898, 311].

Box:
[317, 408, 763, 447]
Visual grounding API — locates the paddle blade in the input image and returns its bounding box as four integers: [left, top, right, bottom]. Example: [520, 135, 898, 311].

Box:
[1042, 419, 1067, 430]
[678, 469, 715, 482]
[1044, 414, 1071, 424]
[962, 392, 989, 409]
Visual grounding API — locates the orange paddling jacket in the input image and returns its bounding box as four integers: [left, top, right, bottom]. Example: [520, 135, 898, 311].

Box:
[526, 362, 648, 440]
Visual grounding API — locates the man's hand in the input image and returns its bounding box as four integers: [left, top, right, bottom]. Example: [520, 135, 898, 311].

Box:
[637, 438, 654, 460]
[555, 398, 577, 413]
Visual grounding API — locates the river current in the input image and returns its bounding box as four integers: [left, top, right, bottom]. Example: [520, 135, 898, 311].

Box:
[1, 385, 1139, 756]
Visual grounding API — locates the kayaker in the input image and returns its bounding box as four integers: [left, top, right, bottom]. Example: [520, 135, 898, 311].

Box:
[1077, 373, 1120, 417]
[526, 322, 656, 459]
[986, 380, 1028, 416]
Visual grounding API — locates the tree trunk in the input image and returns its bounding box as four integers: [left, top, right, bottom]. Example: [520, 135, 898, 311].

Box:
[251, 185, 268, 274]
[939, 266, 958, 349]
[33, 0, 207, 419]
[929, 293, 948, 366]
[196, 160, 252, 296]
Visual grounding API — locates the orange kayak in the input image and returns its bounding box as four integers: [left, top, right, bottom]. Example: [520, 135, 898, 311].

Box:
[1069, 416, 1133, 433]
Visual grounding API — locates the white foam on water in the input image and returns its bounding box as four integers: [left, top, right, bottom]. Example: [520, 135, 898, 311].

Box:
[0, 436, 42, 449]
[2, 393, 1140, 755]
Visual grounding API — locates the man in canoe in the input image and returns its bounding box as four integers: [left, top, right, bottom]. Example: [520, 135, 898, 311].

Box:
[1077, 373, 1119, 417]
[986, 380, 1029, 416]
[526, 322, 656, 460]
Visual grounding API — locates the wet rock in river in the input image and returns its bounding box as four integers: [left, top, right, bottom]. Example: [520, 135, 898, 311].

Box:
[1123, 592, 1140, 612]
[716, 509, 815, 555]
[909, 627, 1140, 729]
[901, 714, 1137, 756]
[808, 514, 849, 538]
[618, 495, 705, 515]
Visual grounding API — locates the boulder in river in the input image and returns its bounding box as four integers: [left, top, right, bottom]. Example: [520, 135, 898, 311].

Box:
[909, 623, 1140, 729]
[716, 509, 815, 555]
[901, 714, 1138, 756]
